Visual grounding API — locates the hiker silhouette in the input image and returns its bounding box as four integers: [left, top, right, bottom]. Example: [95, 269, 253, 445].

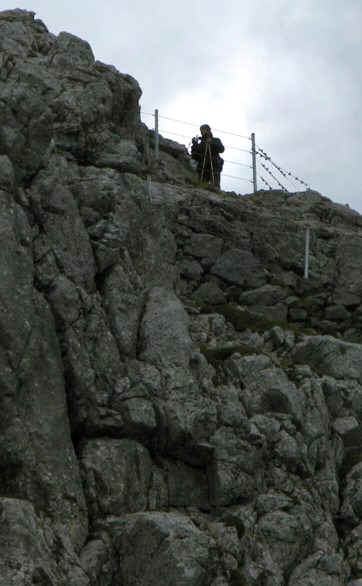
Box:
[191, 124, 224, 188]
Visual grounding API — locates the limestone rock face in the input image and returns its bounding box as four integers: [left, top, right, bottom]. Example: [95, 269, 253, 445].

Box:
[0, 498, 89, 586]
[3, 8, 362, 586]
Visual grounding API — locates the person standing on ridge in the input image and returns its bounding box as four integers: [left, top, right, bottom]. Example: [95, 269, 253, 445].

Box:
[191, 124, 225, 189]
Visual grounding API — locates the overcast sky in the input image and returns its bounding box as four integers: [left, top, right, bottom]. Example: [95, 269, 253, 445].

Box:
[4, 1, 362, 211]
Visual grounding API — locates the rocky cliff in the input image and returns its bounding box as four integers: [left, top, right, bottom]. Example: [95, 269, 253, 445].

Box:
[1, 9, 362, 586]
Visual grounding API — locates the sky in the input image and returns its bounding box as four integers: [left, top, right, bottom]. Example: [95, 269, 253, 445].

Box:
[3, 1, 362, 212]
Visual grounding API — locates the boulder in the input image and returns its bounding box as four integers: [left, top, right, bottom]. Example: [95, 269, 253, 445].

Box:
[248, 302, 288, 321]
[293, 335, 362, 381]
[211, 247, 268, 288]
[239, 284, 288, 306]
[109, 512, 218, 586]
[179, 259, 204, 280]
[192, 281, 226, 305]
[325, 304, 351, 321]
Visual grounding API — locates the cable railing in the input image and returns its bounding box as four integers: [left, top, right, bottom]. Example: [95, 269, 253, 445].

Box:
[256, 146, 311, 192]
[141, 109, 311, 194]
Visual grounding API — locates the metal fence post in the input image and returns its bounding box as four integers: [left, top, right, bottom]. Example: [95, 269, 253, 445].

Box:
[251, 132, 257, 193]
[154, 108, 159, 161]
[304, 227, 310, 279]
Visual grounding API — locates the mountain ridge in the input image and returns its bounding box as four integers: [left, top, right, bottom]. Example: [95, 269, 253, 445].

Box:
[1, 9, 362, 586]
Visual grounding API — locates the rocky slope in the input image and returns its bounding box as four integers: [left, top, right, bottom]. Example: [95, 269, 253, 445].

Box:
[1, 9, 362, 586]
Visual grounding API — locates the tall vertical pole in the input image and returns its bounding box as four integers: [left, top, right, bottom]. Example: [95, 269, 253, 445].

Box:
[251, 132, 257, 194]
[304, 227, 310, 279]
[154, 108, 159, 161]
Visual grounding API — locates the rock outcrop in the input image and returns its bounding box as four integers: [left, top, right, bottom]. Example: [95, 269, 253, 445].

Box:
[1, 9, 362, 586]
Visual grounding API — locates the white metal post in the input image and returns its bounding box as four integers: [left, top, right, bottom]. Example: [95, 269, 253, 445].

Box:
[304, 227, 310, 279]
[154, 108, 159, 161]
[251, 132, 257, 193]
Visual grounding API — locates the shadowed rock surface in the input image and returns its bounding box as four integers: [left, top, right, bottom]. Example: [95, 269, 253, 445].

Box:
[2, 9, 362, 585]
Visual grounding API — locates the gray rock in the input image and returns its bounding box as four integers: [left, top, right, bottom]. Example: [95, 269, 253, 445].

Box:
[180, 259, 204, 280]
[293, 364, 314, 381]
[333, 416, 359, 436]
[343, 424, 362, 471]
[239, 284, 288, 306]
[59, 298, 126, 434]
[102, 263, 143, 357]
[267, 325, 286, 348]
[225, 354, 305, 423]
[192, 281, 226, 305]
[52, 31, 95, 67]
[289, 307, 308, 321]
[121, 397, 158, 436]
[0, 498, 89, 586]
[256, 492, 294, 515]
[318, 319, 341, 334]
[218, 383, 247, 427]
[0, 10, 37, 56]
[288, 551, 348, 586]
[185, 233, 223, 260]
[325, 304, 351, 321]
[47, 274, 81, 324]
[5, 9, 362, 585]
[30, 159, 97, 290]
[88, 218, 128, 273]
[211, 247, 268, 288]
[0, 154, 15, 191]
[335, 235, 362, 297]
[293, 335, 362, 381]
[139, 286, 192, 368]
[345, 522, 362, 577]
[0, 187, 88, 547]
[248, 302, 288, 321]
[165, 459, 209, 508]
[333, 288, 360, 307]
[322, 377, 345, 417]
[94, 138, 145, 175]
[273, 429, 304, 473]
[251, 414, 281, 440]
[255, 510, 313, 572]
[110, 512, 218, 586]
[341, 462, 362, 524]
[209, 426, 262, 506]
[80, 439, 155, 519]
[162, 369, 218, 465]
[80, 535, 116, 586]
[208, 521, 241, 572]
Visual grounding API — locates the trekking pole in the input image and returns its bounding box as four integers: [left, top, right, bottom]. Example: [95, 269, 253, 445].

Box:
[208, 144, 215, 185]
[201, 145, 208, 182]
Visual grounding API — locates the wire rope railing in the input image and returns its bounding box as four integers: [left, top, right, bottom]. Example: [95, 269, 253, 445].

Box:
[141, 108, 311, 195]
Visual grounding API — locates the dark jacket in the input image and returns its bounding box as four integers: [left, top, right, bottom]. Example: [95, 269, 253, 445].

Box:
[191, 136, 225, 168]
